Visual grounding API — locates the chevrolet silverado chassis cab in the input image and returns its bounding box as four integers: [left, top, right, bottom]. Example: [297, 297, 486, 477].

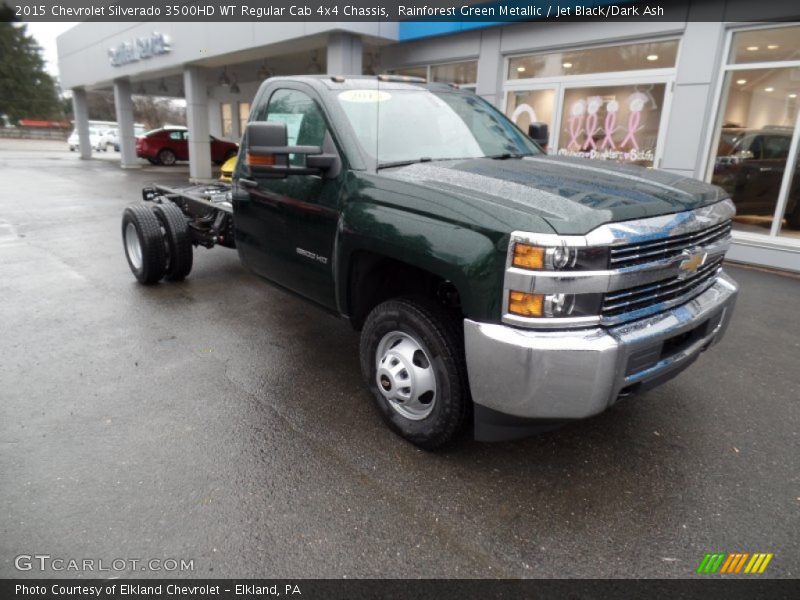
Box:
[122, 76, 738, 449]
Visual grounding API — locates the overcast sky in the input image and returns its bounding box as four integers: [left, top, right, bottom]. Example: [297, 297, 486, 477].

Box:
[23, 22, 78, 77]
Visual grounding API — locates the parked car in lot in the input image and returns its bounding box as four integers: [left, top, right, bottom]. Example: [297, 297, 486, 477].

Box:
[219, 154, 237, 182]
[712, 127, 800, 229]
[98, 128, 118, 151]
[68, 127, 104, 152]
[135, 126, 239, 166]
[113, 125, 147, 152]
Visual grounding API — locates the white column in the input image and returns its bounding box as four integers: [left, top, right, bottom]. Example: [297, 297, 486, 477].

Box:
[184, 66, 212, 181]
[326, 33, 363, 75]
[659, 20, 727, 176]
[476, 28, 503, 106]
[113, 78, 139, 169]
[71, 87, 92, 159]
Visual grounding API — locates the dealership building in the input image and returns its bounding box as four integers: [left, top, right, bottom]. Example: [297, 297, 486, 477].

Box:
[57, 5, 800, 272]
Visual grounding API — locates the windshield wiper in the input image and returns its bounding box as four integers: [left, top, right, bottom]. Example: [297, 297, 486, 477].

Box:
[376, 157, 433, 170]
[485, 152, 526, 159]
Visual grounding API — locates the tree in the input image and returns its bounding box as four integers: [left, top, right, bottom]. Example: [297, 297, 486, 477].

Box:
[86, 91, 117, 122]
[133, 96, 186, 130]
[0, 6, 65, 123]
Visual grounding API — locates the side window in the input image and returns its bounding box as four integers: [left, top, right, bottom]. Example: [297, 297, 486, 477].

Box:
[169, 131, 183, 141]
[763, 135, 790, 161]
[265, 89, 327, 166]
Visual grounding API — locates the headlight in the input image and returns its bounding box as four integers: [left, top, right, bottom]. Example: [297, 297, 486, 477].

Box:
[508, 291, 603, 318]
[512, 242, 608, 271]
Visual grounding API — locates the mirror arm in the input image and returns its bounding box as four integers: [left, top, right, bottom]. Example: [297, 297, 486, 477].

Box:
[249, 144, 322, 156]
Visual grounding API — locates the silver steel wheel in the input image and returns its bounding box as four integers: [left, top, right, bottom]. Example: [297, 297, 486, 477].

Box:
[124, 222, 143, 270]
[375, 331, 437, 420]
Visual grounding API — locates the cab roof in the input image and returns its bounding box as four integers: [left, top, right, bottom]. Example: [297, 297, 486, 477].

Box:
[264, 74, 464, 93]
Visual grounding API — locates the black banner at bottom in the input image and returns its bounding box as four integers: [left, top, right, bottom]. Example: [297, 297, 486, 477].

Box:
[2, 579, 798, 600]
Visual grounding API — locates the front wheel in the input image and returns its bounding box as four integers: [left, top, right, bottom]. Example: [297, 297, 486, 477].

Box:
[360, 298, 470, 450]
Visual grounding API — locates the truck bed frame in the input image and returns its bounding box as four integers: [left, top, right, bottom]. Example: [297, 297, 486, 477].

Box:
[141, 182, 236, 249]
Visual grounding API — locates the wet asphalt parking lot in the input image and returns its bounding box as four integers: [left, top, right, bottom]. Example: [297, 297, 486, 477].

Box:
[1, 140, 798, 579]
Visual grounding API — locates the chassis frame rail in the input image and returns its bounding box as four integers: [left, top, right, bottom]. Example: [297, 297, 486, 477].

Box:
[142, 183, 236, 249]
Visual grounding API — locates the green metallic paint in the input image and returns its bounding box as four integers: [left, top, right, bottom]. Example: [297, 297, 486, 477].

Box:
[233, 76, 732, 326]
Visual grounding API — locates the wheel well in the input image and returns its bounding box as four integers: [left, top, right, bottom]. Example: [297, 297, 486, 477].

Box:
[347, 252, 462, 330]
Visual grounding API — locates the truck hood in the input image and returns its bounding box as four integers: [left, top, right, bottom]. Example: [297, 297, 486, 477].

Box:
[380, 155, 728, 235]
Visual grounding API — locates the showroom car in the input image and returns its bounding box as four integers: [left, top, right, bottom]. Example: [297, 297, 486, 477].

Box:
[712, 127, 800, 229]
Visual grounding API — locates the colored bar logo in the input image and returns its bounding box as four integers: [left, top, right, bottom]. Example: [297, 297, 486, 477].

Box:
[696, 553, 773, 574]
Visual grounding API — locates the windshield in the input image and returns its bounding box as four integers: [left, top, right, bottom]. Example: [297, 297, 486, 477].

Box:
[336, 88, 541, 167]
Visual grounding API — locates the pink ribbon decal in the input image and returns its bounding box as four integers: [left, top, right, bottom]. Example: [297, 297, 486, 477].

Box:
[601, 112, 617, 149]
[567, 115, 584, 150]
[621, 111, 641, 150]
[584, 113, 598, 149]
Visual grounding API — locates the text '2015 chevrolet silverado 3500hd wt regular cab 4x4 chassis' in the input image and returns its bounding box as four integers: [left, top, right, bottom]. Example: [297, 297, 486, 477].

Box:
[121, 75, 738, 449]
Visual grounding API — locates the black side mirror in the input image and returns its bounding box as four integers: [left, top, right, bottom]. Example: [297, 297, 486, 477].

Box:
[245, 121, 337, 179]
[528, 122, 549, 149]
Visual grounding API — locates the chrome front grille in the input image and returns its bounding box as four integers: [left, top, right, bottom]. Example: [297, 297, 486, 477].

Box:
[602, 256, 724, 318]
[609, 220, 732, 269]
[502, 200, 735, 330]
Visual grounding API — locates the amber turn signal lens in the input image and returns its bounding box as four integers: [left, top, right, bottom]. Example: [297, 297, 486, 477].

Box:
[247, 152, 276, 167]
[512, 243, 545, 269]
[508, 291, 544, 317]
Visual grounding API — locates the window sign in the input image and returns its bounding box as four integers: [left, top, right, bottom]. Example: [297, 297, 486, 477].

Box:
[556, 85, 666, 166]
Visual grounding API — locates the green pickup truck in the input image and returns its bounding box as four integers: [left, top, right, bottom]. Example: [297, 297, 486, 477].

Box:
[122, 75, 738, 449]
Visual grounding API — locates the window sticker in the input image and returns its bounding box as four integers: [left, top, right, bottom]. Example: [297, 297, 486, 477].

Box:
[338, 90, 392, 103]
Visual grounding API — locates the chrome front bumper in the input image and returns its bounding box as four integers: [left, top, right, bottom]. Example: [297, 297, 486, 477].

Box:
[465, 272, 738, 429]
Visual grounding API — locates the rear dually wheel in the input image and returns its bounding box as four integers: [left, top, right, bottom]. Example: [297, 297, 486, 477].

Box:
[122, 204, 167, 284]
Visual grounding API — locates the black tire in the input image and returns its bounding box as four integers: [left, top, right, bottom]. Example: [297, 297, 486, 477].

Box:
[122, 204, 167, 284]
[152, 203, 193, 281]
[360, 297, 470, 450]
[158, 148, 176, 166]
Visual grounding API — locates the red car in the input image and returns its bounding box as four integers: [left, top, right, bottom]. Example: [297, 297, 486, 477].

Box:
[135, 127, 239, 166]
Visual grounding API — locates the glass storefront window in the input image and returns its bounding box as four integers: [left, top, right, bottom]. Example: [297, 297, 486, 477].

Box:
[556, 84, 666, 167]
[778, 152, 800, 237]
[238, 102, 251, 138]
[391, 61, 478, 87]
[709, 66, 800, 236]
[220, 102, 233, 139]
[508, 40, 678, 80]
[505, 89, 556, 148]
[729, 25, 800, 65]
[431, 61, 477, 86]
[392, 66, 428, 79]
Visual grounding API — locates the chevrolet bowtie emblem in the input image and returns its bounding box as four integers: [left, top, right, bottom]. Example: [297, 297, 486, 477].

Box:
[678, 249, 708, 278]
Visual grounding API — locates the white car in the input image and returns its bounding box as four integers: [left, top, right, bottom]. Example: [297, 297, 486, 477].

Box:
[98, 128, 118, 151]
[68, 128, 104, 152]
